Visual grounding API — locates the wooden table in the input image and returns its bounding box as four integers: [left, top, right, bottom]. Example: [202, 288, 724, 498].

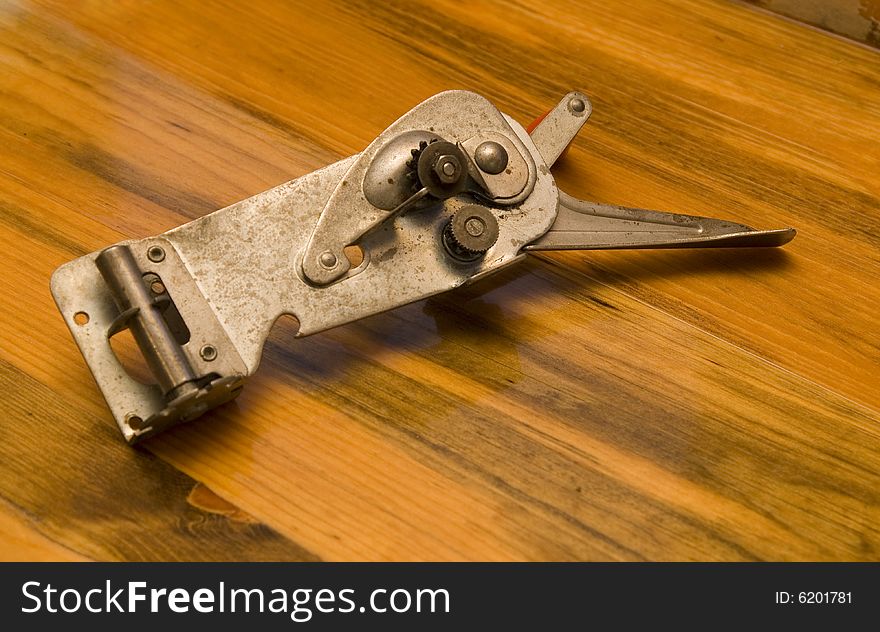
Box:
[1, 0, 878, 561]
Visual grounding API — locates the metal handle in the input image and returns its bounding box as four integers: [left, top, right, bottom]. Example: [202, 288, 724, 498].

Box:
[526, 192, 797, 251]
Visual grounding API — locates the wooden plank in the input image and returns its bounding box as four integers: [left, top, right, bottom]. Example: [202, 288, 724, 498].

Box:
[32, 0, 880, 411]
[0, 0, 877, 560]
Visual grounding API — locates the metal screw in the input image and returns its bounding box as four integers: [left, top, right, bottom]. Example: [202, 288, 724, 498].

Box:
[319, 251, 338, 269]
[568, 97, 586, 114]
[465, 217, 486, 237]
[150, 280, 166, 294]
[474, 141, 509, 175]
[434, 154, 461, 184]
[200, 344, 218, 362]
[147, 246, 165, 262]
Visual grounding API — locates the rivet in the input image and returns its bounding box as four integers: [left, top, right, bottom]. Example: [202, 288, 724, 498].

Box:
[568, 97, 586, 114]
[473, 141, 508, 175]
[200, 344, 218, 362]
[147, 246, 165, 263]
[319, 251, 338, 269]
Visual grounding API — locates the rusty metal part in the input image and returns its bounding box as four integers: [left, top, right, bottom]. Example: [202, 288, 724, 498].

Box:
[50, 89, 796, 444]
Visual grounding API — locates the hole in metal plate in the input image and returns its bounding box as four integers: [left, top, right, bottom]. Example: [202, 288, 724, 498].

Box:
[143, 273, 190, 345]
[125, 413, 145, 430]
[343, 244, 365, 268]
[109, 328, 156, 386]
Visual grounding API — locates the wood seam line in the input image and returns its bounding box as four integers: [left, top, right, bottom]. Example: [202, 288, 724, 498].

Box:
[0, 496, 92, 561]
[733, 0, 880, 54]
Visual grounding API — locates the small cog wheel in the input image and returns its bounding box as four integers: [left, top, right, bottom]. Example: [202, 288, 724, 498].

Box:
[404, 138, 437, 193]
[443, 205, 499, 261]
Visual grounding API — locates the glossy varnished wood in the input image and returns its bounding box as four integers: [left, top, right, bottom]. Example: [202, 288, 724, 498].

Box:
[0, 0, 878, 560]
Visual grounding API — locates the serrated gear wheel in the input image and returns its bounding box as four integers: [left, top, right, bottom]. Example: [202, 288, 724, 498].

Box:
[404, 138, 437, 193]
[443, 205, 499, 261]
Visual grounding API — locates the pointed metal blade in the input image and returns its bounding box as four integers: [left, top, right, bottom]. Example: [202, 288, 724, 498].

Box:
[525, 192, 796, 251]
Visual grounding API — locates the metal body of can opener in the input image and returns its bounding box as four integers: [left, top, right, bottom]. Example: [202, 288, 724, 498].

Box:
[51, 90, 796, 443]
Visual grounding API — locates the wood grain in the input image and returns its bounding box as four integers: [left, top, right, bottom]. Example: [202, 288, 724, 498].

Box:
[0, 0, 878, 560]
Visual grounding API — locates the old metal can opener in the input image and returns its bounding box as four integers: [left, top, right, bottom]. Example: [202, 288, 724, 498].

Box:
[51, 91, 795, 443]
